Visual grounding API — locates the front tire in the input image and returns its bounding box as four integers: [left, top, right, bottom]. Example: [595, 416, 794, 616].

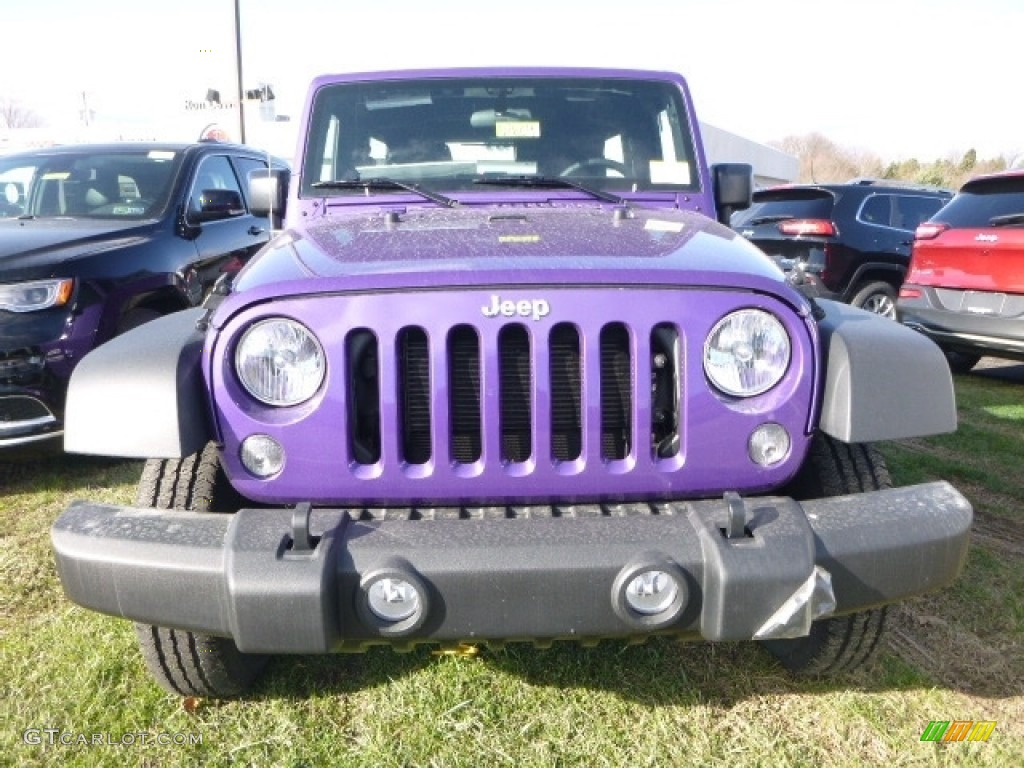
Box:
[759, 434, 890, 676]
[850, 280, 897, 319]
[133, 443, 268, 697]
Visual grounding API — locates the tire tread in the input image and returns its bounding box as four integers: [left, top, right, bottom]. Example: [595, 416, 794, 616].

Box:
[133, 444, 266, 697]
[761, 434, 891, 677]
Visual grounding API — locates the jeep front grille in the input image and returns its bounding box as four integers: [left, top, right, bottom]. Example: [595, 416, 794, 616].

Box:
[343, 320, 679, 468]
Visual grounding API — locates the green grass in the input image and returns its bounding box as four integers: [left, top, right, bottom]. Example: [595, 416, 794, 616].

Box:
[3, 364, 1024, 767]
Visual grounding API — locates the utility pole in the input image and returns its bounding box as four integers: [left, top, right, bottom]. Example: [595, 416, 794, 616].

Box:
[234, 0, 245, 143]
[80, 92, 95, 127]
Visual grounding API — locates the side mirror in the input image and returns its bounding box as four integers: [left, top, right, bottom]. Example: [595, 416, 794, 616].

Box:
[193, 189, 245, 222]
[712, 163, 753, 226]
[249, 168, 290, 229]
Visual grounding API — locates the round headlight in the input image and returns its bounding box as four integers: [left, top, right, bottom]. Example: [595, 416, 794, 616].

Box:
[704, 309, 790, 397]
[236, 318, 325, 406]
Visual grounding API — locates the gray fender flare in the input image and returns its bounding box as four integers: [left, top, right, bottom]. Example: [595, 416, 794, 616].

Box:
[816, 299, 957, 443]
[63, 308, 212, 458]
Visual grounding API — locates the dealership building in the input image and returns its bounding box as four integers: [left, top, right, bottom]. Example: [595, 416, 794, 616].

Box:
[701, 123, 798, 187]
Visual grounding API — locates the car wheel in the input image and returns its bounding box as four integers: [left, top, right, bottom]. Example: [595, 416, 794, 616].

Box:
[133, 442, 268, 697]
[943, 349, 981, 374]
[758, 434, 890, 676]
[850, 281, 897, 319]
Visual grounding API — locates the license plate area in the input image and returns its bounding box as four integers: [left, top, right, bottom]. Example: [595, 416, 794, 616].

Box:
[962, 291, 1006, 315]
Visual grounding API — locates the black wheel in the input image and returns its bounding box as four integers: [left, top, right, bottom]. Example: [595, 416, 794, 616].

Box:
[943, 349, 981, 374]
[759, 434, 890, 676]
[850, 280, 897, 319]
[133, 442, 268, 697]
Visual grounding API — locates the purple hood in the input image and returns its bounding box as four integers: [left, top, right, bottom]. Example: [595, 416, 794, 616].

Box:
[219, 205, 802, 323]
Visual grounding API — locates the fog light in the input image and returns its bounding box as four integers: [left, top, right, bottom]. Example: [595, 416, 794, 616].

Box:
[612, 558, 688, 628]
[367, 578, 421, 622]
[240, 434, 285, 477]
[749, 423, 790, 467]
[625, 570, 679, 616]
[358, 564, 429, 635]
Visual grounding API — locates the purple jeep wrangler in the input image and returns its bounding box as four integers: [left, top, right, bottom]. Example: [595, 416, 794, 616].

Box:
[51, 68, 971, 697]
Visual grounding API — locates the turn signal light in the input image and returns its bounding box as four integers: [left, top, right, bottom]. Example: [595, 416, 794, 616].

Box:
[914, 222, 949, 241]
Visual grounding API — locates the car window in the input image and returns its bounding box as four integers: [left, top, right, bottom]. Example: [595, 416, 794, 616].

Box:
[231, 156, 271, 206]
[731, 189, 834, 226]
[0, 150, 180, 219]
[893, 194, 946, 230]
[0, 162, 34, 218]
[859, 194, 891, 226]
[189, 155, 243, 215]
[934, 175, 1024, 228]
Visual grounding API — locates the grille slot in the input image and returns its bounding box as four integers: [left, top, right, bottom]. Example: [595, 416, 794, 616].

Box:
[498, 325, 532, 463]
[398, 328, 431, 465]
[600, 323, 633, 460]
[651, 323, 681, 458]
[549, 323, 582, 461]
[448, 325, 481, 464]
[346, 329, 381, 464]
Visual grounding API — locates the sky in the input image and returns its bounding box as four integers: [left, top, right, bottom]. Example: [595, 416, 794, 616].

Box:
[2, 0, 1022, 165]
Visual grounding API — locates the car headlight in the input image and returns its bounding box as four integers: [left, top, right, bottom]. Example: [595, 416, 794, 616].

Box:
[235, 318, 325, 406]
[704, 309, 790, 396]
[0, 278, 74, 312]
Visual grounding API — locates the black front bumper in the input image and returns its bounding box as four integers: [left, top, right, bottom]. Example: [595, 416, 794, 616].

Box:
[51, 482, 972, 654]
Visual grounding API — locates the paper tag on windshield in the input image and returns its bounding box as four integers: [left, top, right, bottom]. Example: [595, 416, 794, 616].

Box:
[496, 121, 541, 139]
[650, 161, 691, 184]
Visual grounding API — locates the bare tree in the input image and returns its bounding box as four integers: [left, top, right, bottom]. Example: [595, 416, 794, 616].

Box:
[771, 133, 884, 184]
[0, 99, 44, 129]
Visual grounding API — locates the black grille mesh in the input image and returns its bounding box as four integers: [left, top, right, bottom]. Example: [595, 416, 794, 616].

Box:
[599, 324, 632, 460]
[448, 325, 481, 463]
[549, 324, 582, 461]
[499, 325, 532, 462]
[398, 328, 431, 465]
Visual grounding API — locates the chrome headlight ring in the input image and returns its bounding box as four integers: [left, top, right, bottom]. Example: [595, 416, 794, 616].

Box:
[235, 318, 326, 406]
[704, 309, 791, 397]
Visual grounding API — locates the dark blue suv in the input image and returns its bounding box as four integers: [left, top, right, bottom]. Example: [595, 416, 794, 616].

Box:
[0, 142, 287, 450]
[732, 181, 952, 318]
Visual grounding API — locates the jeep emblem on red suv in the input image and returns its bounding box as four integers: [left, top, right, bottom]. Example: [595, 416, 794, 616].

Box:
[482, 294, 551, 321]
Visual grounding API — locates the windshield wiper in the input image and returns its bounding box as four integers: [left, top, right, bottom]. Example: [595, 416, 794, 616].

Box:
[747, 214, 795, 226]
[311, 178, 458, 208]
[473, 175, 627, 205]
[989, 212, 1024, 227]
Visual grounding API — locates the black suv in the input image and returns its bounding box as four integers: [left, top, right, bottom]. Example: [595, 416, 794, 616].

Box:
[732, 181, 952, 318]
[0, 142, 287, 450]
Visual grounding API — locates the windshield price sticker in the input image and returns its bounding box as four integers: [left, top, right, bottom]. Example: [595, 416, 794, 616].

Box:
[496, 121, 541, 139]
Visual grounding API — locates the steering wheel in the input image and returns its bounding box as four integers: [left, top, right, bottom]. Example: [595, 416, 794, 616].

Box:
[559, 158, 628, 178]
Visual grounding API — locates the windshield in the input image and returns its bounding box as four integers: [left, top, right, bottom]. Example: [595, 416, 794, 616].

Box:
[731, 189, 835, 227]
[935, 175, 1024, 228]
[0, 149, 182, 220]
[301, 75, 700, 198]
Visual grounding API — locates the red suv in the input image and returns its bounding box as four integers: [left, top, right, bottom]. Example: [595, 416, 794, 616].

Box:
[897, 170, 1024, 372]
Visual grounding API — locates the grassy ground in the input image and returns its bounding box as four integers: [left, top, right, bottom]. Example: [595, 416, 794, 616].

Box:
[2, 362, 1022, 767]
